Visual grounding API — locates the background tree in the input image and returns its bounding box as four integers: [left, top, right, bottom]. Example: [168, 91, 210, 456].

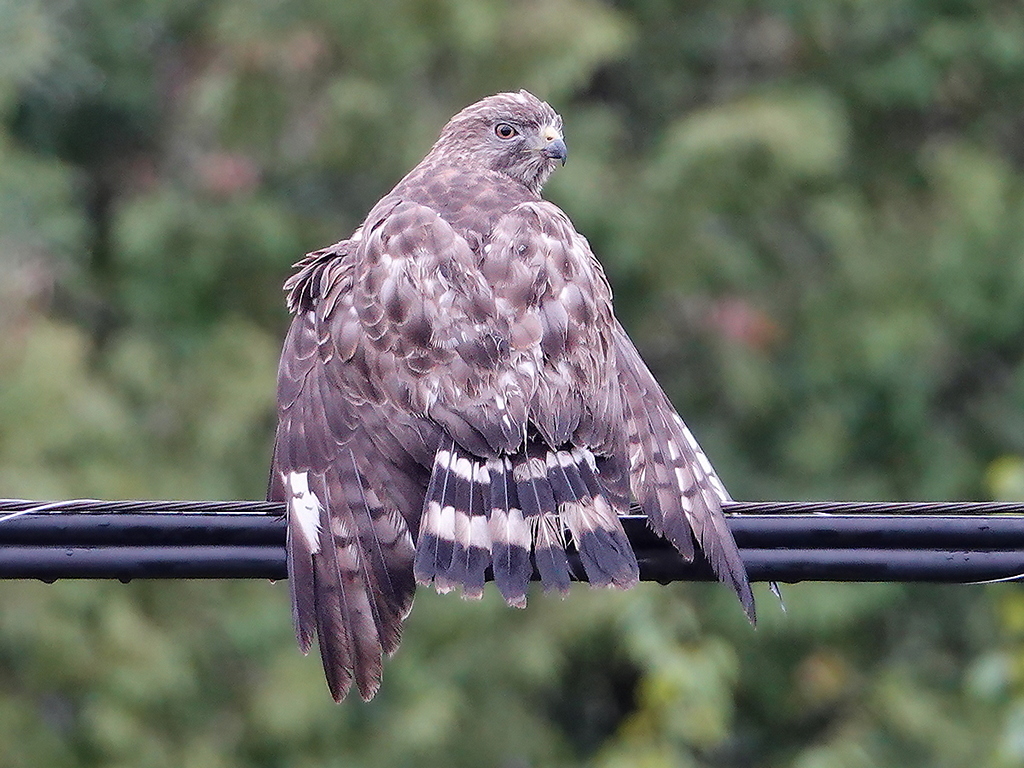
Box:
[3, 1, 1024, 765]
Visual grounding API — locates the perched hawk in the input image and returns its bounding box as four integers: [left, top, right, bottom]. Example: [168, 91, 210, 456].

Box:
[269, 90, 754, 702]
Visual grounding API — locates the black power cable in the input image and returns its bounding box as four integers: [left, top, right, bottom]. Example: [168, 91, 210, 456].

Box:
[2, 499, 1023, 584]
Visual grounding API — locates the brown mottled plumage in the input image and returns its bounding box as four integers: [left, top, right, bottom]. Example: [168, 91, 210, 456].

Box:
[269, 90, 754, 702]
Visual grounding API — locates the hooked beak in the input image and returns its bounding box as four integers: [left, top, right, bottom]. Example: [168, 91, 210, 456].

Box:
[543, 138, 568, 165]
[536, 125, 567, 165]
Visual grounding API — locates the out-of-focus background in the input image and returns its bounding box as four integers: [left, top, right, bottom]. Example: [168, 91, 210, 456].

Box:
[3, 1, 1024, 765]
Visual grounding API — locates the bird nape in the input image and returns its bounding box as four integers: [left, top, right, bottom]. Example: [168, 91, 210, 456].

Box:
[269, 90, 754, 703]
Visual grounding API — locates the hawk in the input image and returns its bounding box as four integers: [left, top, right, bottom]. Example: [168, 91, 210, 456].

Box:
[269, 90, 754, 702]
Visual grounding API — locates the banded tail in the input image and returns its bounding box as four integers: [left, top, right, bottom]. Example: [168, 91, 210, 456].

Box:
[414, 439, 640, 608]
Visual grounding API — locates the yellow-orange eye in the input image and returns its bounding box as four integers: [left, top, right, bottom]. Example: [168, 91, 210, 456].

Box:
[495, 123, 518, 139]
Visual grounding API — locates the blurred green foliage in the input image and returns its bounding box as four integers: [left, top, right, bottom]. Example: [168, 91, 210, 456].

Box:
[4, 0, 1024, 765]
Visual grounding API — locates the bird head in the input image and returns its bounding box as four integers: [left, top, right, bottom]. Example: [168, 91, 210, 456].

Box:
[431, 90, 567, 195]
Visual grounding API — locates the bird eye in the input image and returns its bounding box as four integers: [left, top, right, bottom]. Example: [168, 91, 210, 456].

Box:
[495, 123, 518, 139]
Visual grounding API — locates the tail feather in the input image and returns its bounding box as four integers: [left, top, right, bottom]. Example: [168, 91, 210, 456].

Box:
[513, 446, 571, 596]
[513, 444, 556, 520]
[450, 461, 491, 599]
[495, 443, 641, 599]
[551, 449, 638, 590]
[415, 440, 493, 599]
[533, 512, 571, 595]
[487, 456, 532, 607]
[414, 442, 458, 591]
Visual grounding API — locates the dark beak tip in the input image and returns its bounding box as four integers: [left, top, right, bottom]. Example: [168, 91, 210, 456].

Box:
[545, 139, 568, 165]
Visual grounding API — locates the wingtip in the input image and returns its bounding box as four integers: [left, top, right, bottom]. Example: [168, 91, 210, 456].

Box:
[356, 675, 382, 702]
[736, 579, 757, 626]
[324, 669, 354, 704]
[321, 645, 385, 704]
